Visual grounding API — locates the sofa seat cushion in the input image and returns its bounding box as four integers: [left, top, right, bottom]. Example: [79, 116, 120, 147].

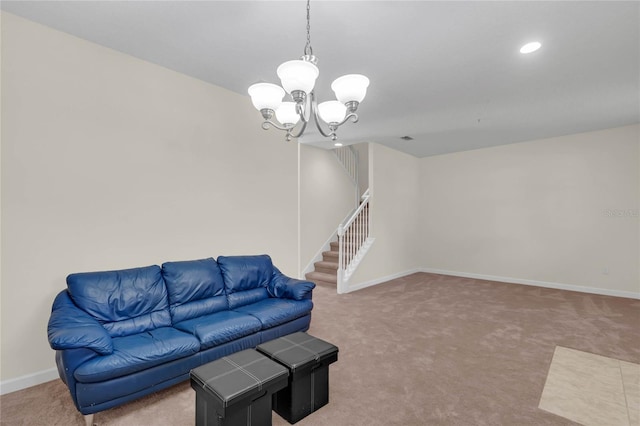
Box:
[234, 298, 314, 329]
[173, 311, 262, 350]
[74, 327, 200, 383]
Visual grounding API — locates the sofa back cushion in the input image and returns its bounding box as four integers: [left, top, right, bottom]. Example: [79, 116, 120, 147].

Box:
[217, 255, 272, 309]
[161, 258, 228, 323]
[66, 265, 171, 338]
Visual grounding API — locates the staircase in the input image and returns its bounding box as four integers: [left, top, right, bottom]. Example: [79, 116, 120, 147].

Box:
[305, 190, 372, 292]
[305, 243, 340, 288]
[304, 145, 373, 293]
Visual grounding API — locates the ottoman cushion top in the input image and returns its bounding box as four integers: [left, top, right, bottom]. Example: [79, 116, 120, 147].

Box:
[190, 349, 288, 407]
[257, 332, 339, 372]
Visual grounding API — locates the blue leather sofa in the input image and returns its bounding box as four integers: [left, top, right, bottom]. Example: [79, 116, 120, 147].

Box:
[47, 255, 315, 424]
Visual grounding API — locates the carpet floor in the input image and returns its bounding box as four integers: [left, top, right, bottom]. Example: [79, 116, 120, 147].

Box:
[1, 273, 638, 425]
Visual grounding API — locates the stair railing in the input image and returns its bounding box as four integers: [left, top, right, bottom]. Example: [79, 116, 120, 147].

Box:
[333, 145, 359, 206]
[337, 189, 371, 292]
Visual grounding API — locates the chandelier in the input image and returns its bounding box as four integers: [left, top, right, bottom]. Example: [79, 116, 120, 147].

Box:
[248, 0, 370, 144]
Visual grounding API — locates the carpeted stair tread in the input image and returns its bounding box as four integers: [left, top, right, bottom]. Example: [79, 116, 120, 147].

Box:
[330, 241, 359, 250]
[314, 261, 338, 270]
[307, 279, 336, 288]
[314, 260, 339, 275]
[322, 251, 339, 259]
[306, 271, 337, 284]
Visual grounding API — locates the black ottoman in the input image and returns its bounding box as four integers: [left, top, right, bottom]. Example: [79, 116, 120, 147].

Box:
[190, 349, 289, 426]
[257, 332, 339, 424]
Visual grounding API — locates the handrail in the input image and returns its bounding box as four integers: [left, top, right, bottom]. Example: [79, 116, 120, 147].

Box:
[333, 146, 359, 206]
[337, 188, 371, 290]
[338, 188, 370, 234]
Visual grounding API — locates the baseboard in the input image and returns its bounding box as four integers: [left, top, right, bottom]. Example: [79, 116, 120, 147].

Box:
[420, 267, 640, 300]
[0, 367, 58, 395]
[344, 268, 423, 293]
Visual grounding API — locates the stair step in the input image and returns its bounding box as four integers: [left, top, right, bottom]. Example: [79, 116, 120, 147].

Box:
[322, 251, 339, 259]
[313, 262, 338, 275]
[344, 227, 367, 230]
[330, 241, 361, 250]
[314, 261, 338, 270]
[308, 279, 336, 288]
[314, 261, 338, 275]
[338, 236, 367, 242]
[306, 271, 337, 284]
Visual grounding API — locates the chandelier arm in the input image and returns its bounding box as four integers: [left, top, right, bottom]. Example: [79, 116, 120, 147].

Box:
[309, 92, 335, 139]
[296, 97, 311, 124]
[283, 95, 311, 139]
[261, 120, 294, 132]
[313, 113, 334, 138]
[334, 112, 359, 128]
[287, 119, 309, 139]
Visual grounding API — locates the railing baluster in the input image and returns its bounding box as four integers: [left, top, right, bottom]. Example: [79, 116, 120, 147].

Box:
[337, 187, 371, 286]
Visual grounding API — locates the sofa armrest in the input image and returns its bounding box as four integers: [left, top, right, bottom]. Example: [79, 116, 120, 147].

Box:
[48, 290, 113, 355]
[269, 268, 316, 300]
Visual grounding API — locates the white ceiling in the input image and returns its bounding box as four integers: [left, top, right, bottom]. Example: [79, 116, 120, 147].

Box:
[2, 1, 638, 157]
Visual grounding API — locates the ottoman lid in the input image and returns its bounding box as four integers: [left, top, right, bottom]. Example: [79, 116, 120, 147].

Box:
[257, 332, 339, 372]
[191, 349, 288, 407]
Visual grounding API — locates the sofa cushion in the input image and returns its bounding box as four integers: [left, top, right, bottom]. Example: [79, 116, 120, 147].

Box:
[226, 287, 269, 310]
[67, 265, 171, 337]
[162, 258, 228, 323]
[218, 255, 273, 294]
[48, 291, 114, 355]
[73, 327, 200, 383]
[234, 298, 314, 329]
[174, 311, 262, 350]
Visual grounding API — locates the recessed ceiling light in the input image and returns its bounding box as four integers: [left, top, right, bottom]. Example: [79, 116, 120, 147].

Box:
[520, 41, 542, 54]
[334, 142, 343, 147]
[400, 136, 414, 141]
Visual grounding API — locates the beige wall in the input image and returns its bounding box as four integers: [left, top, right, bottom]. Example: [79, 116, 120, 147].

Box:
[348, 143, 423, 289]
[299, 144, 355, 275]
[420, 125, 640, 296]
[1, 13, 298, 383]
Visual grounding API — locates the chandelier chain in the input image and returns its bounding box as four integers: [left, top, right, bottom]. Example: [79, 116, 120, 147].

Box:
[304, 0, 313, 56]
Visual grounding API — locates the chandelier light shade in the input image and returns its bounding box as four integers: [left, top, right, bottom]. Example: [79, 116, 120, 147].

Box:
[277, 60, 320, 95]
[248, 0, 369, 143]
[332, 74, 370, 104]
[318, 101, 347, 125]
[275, 102, 300, 127]
[247, 83, 285, 112]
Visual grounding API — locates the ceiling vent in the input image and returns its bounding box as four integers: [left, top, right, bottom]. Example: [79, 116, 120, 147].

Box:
[400, 136, 414, 141]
